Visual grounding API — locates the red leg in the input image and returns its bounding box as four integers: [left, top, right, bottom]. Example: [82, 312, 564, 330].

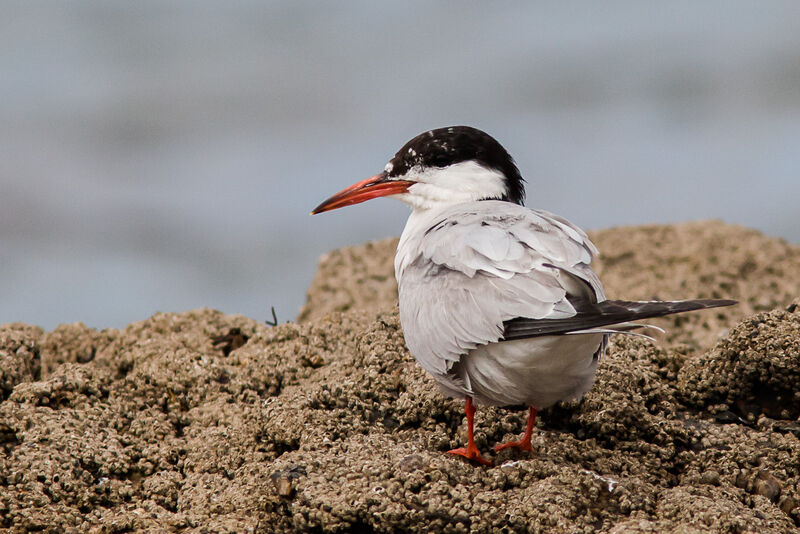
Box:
[494, 406, 537, 453]
[447, 397, 492, 466]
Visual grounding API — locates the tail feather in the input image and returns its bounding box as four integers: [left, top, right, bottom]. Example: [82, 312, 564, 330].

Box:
[502, 298, 736, 340]
[566, 328, 658, 342]
[594, 321, 666, 334]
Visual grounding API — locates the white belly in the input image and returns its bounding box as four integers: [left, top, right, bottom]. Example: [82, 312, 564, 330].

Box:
[448, 334, 604, 408]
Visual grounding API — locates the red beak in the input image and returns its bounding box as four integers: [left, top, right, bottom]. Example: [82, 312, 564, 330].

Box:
[311, 174, 414, 215]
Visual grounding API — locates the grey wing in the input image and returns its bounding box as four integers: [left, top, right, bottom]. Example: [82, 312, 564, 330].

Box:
[396, 201, 603, 378]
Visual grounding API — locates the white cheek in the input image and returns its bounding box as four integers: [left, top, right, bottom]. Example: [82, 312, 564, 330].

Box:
[389, 161, 507, 210]
[431, 161, 504, 193]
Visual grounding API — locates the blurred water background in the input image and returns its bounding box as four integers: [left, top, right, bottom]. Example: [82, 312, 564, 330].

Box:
[1, 1, 799, 330]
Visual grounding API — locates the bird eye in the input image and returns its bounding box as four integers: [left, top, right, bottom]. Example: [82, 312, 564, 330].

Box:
[431, 154, 451, 167]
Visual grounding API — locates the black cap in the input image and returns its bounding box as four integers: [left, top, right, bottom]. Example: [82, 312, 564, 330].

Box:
[386, 126, 526, 205]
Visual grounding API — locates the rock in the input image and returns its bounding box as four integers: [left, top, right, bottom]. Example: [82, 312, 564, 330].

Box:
[754, 471, 782, 502]
[678, 308, 800, 421]
[0, 323, 43, 400]
[298, 237, 398, 323]
[700, 470, 721, 486]
[2, 222, 800, 532]
[39, 322, 117, 377]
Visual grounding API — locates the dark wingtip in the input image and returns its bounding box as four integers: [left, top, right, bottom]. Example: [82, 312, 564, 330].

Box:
[693, 299, 738, 309]
[502, 298, 739, 340]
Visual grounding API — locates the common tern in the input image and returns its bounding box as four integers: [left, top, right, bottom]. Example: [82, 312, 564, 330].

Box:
[312, 126, 735, 465]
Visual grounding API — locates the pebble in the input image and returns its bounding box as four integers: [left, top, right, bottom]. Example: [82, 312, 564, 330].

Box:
[754, 470, 781, 502]
[700, 470, 720, 486]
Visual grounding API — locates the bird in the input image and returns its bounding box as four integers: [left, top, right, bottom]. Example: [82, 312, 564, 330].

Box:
[311, 126, 736, 465]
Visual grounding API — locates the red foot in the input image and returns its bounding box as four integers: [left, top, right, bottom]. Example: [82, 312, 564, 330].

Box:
[447, 445, 492, 466]
[493, 438, 533, 453]
[493, 406, 537, 454]
[448, 397, 492, 466]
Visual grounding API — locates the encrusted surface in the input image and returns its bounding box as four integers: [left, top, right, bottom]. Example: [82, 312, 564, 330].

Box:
[1, 221, 799, 532]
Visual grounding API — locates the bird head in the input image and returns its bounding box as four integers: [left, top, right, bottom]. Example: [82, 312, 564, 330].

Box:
[312, 126, 525, 214]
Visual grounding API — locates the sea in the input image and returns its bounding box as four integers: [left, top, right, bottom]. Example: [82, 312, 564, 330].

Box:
[1, 1, 799, 329]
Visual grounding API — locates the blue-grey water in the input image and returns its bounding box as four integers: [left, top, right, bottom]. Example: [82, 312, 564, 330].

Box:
[2, 1, 799, 330]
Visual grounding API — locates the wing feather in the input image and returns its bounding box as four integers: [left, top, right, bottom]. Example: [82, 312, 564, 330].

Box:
[502, 298, 737, 340]
[396, 201, 601, 378]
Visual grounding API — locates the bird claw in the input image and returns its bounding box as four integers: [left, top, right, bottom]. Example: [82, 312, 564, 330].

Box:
[447, 446, 492, 466]
[493, 439, 534, 453]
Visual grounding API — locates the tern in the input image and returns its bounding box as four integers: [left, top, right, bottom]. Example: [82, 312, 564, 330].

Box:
[312, 126, 735, 465]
